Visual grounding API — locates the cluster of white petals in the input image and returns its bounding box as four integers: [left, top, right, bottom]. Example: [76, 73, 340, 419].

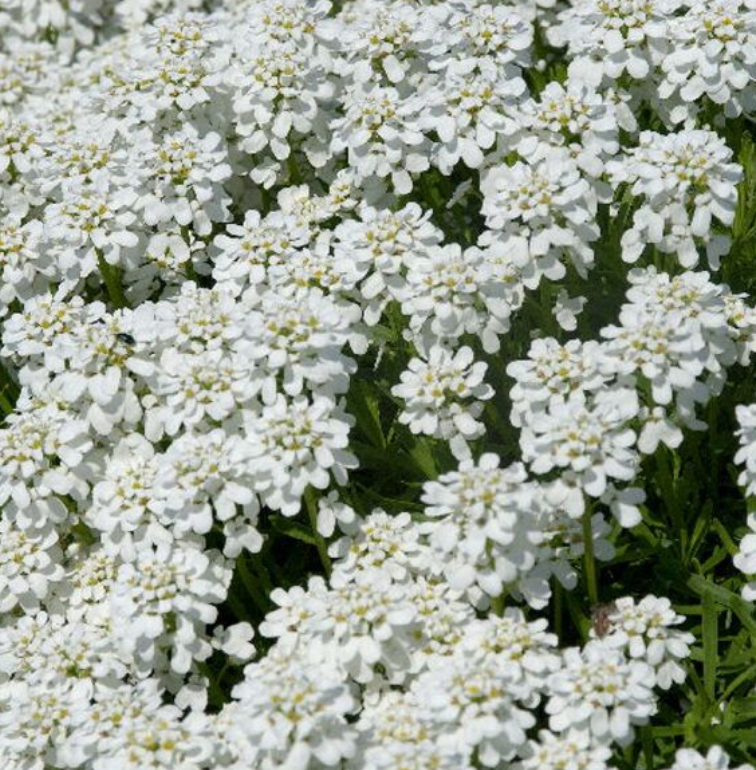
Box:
[1, 0, 755, 768]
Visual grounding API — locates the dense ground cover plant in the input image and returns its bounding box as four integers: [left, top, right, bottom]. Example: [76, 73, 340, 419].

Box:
[6, 0, 756, 768]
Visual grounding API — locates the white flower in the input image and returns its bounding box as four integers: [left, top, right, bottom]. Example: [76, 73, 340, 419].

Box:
[546, 640, 657, 745]
[553, 291, 587, 332]
[406, 576, 475, 665]
[330, 509, 425, 582]
[225, 646, 357, 770]
[156, 428, 262, 557]
[211, 209, 311, 296]
[245, 395, 357, 516]
[421, 455, 544, 598]
[437, 3, 533, 76]
[88, 682, 216, 770]
[0, 110, 44, 177]
[260, 575, 329, 642]
[601, 268, 739, 422]
[517, 79, 620, 176]
[420, 68, 524, 174]
[352, 690, 463, 770]
[0, 219, 51, 317]
[608, 130, 741, 269]
[402, 243, 512, 352]
[64, 547, 118, 615]
[36, 309, 142, 435]
[240, 289, 358, 403]
[735, 403, 756, 500]
[239, 0, 331, 46]
[144, 347, 257, 439]
[315, 490, 358, 538]
[637, 406, 684, 455]
[314, 568, 419, 684]
[553, 0, 675, 87]
[130, 281, 246, 355]
[358, 739, 472, 770]
[0, 518, 63, 613]
[0, 610, 130, 694]
[212, 622, 255, 662]
[2, 290, 89, 363]
[43, 183, 139, 280]
[725, 292, 756, 365]
[333, 203, 442, 326]
[0, 679, 90, 770]
[661, 2, 756, 125]
[521, 388, 640, 501]
[87, 434, 167, 560]
[135, 123, 232, 236]
[263, 569, 418, 684]
[414, 647, 535, 767]
[392, 345, 493, 458]
[507, 337, 608, 428]
[110, 542, 231, 674]
[106, 12, 222, 121]
[480, 146, 599, 282]
[330, 82, 430, 195]
[734, 508, 756, 601]
[663, 746, 755, 770]
[226, 39, 334, 185]
[594, 595, 694, 689]
[0, 401, 93, 531]
[514, 729, 616, 770]
[461, 609, 561, 697]
[333, 2, 436, 85]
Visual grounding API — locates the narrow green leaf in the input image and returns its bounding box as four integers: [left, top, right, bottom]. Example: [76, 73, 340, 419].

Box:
[347, 381, 386, 449]
[269, 514, 319, 546]
[688, 575, 756, 635]
[702, 589, 719, 702]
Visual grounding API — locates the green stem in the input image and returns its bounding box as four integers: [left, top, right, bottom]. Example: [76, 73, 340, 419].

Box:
[97, 252, 130, 309]
[656, 448, 687, 560]
[641, 725, 654, 769]
[702, 590, 718, 702]
[304, 487, 332, 578]
[491, 592, 506, 617]
[582, 502, 599, 606]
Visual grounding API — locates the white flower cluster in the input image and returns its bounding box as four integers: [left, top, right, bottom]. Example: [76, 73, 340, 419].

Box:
[1, 0, 756, 768]
[608, 129, 741, 269]
[392, 345, 493, 460]
[242, 510, 688, 767]
[509, 268, 756, 525]
[420, 453, 616, 608]
[550, 0, 756, 126]
[663, 746, 755, 770]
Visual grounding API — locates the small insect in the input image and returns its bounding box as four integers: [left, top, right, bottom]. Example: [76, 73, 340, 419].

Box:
[591, 602, 617, 638]
[116, 332, 136, 345]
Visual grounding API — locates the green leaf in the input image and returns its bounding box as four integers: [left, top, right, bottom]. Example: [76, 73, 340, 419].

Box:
[702, 589, 719, 702]
[347, 380, 386, 449]
[688, 575, 756, 636]
[269, 514, 319, 546]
